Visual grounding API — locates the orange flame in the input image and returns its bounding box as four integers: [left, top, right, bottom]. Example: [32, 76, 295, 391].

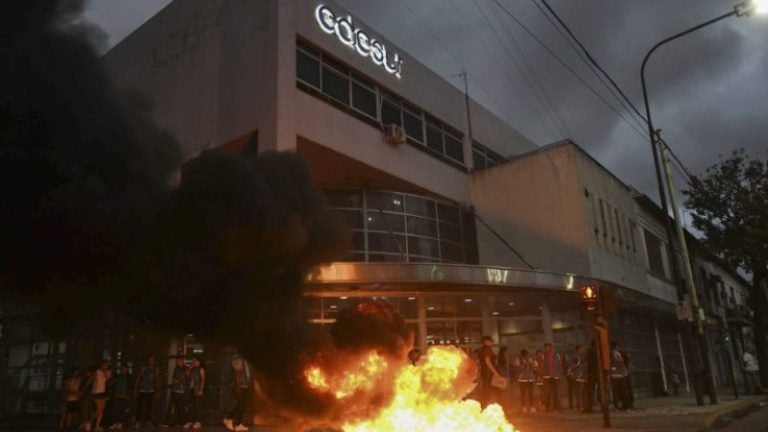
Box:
[304, 346, 517, 432]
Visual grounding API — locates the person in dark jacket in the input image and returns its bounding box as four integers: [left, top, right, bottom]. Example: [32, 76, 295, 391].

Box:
[582, 341, 598, 413]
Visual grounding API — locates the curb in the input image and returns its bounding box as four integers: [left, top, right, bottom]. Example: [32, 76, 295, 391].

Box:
[699, 396, 768, 430]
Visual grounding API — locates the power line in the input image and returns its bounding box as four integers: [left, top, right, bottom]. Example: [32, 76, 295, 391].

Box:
[469, 0, 570, 138]
[490, 0, 649, 140]
[536, 0, 696, 182]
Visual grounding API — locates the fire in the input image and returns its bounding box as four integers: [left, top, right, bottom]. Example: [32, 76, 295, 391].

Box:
[303, 346, 517, 432]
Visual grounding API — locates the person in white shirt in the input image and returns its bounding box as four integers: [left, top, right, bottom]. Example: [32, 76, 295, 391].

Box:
[743, 351, 764, 394]
[84, 361, 112, 432]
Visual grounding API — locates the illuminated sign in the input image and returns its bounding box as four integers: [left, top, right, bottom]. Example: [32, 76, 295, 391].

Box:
[315, 4, 404, 79]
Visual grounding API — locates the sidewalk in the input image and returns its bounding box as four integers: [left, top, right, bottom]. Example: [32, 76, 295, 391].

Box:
[2, 391, 766, 431]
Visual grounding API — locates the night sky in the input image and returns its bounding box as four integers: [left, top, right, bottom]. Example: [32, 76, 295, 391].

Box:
[85, 0, 768, 215]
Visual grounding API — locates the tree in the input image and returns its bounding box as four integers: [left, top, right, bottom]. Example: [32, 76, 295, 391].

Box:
[684, 149, 768, 387]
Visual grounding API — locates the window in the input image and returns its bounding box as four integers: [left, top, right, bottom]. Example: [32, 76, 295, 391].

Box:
[321, 66, 349, 104]
[296, 48, 320, 88]
[471, 142, 503, 171]
[472, 148, 487, 170]
[426, 121, 444, 154]
[615, 209, 623, 247]
[403, 108, 424, 142]
[380, 96, 402, 127]
[444, 133, 464, 163]
[351, 76, 377, 118]
[629, 219, 637, 252]
[599, 199, 608, 239]
[644, 229, 667, 277]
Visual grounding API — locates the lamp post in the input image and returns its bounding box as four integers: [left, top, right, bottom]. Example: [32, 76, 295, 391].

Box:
[640, 0, 765, 406]
[580, 284, 610, 428]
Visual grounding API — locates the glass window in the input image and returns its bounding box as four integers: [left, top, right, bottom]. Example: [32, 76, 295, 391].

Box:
[644, 229, 666, 277]
[439, 221, 461, 243]
[403, 110, 424, 142]
[322, 67, 349, 104]
[368, 253, 405, 262]
[406, 216, 437, 237]
[437, 203, 461, 224]
[296, 49, 320, 88]
[324, 189, 362, 208]
[366, 211, 405, 233]
[405, 196, 435, 218]
[351, 80, 376, 118]
[426, 123, 444, 154]
[440, 241, 464, 262]
[381, 97, 402, 127]
[472, 149, 487, 170]
[338, 209, 363, 229]
[368, 232, 406, 254]
[352, 232, 365, 250]
[407, 236, 439, 258]
[323, 56, 349, 75]
[367, 191, 404, 212]
[444, 133, 464, 162]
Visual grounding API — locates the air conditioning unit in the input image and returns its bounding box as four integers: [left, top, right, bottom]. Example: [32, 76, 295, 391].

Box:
[384, 124, 406, 146]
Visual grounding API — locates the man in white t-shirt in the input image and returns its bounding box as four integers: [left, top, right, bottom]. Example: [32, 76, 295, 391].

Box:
[223, 353, 251, 431]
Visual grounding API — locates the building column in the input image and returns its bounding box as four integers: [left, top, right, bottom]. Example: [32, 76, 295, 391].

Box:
[653, 317, 669, 392]
[677, 329, 691, 393]
[417, 297, 427, 353]
[541, 298, 554, 344]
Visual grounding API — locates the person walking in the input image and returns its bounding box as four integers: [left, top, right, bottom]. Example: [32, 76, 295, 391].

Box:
[609, 342, 630, 411]
[134, 356, 160, 428]
[515, 349, 536, 413]
[184, 356, 206, 430]
[477, 336, 503, 409]
[223, 353, 252, 431]
[107, 365, 131, 430]
[162, 357, 189, 427]
[541, 343, 563, 412]
[744, 350, 764, 394]
[59, 367, 82, 431]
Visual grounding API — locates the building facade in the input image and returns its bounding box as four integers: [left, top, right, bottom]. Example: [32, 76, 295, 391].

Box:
[0, 0, 754, 416]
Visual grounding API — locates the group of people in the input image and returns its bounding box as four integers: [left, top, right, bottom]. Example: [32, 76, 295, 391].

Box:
[58, 355, 206, 431]
[473, 336, 634, 416]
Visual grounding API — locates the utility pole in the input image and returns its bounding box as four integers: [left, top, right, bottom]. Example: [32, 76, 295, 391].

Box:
[460, 71, 473, 141]
[658, 132, 717, 404]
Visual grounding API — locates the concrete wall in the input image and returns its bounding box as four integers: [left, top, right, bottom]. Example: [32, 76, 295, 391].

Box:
[469, 144, 591, 274]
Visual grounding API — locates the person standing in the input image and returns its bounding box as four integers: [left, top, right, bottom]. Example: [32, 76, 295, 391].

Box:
[541, 343, 563, 412]
[609, 342, 630, 411]
[184, 356, 206, 430]
[744, 350, 764, 394]
[59, 368, 82, 431]
[83, 361, 111, 432]
[571, 344, 587, 412]
[107, 365, 131, 430]
[134, 356, 160, 428]
[582, 341, 598, 413]
[497, 346, 513, 415]
[223, 353, 252, 431]
[477, 336, 503, 409]
[163, 357, 189, 427]
[515, 349, 536, 413]
[564, 343, 578, 410]
[534, 349, 547, 412]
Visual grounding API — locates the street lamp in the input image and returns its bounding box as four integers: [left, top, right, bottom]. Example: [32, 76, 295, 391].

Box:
[640, 0, 764, 407]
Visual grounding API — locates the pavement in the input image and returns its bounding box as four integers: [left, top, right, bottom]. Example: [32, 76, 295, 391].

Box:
[2, 391, 767, 432]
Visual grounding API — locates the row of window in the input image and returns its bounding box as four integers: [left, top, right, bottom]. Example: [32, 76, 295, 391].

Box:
[324, 189, 470, 263]
[472, 142, 504, 171]
[297, 39, 466, 165]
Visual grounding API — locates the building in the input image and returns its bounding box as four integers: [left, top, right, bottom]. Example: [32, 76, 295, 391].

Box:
[0, 0, 754, 415]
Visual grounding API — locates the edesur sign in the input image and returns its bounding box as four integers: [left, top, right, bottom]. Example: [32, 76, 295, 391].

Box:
[315, 4, 404, 79]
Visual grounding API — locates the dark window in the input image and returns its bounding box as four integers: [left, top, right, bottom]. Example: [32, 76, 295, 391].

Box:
[368, 232, 406, 254]
[403, 110, 424, 142]
[408, 236, 440, 258]
[440, 241, 464, 262]
[352, 232, 365, 250]
[444, 133, 464, 162]
[439, 222, 462, 243]
[615, 210, 623, 246]
[367, 191, 404, 212]
[599, 199, 608, 238]
[322, 67, 349, 104]
[644, 229, 666, 277]
[381, 98, 402, 127]
[437, 203, 461, 224]
[351, 80, 376, 118]
[324, 189, 363, 208]
[296, 49, 320, 88]
[366, 211, 405, 233]
[472, 149, 486, 170]
[426, 123, 444, 154]
[368, 253, 405, 262]
[405, 196, 435, 218]
[338, 209, 363, 229]
[406, 216, 437, 237]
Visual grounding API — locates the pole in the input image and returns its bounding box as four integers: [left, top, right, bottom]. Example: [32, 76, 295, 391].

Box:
[461, 71, 473, 141]
[659, 136, 718, 404]
[639, 8, 738, 406]
[595, 292, 611, 428]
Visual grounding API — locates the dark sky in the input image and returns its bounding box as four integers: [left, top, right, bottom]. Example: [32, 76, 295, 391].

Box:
[86, 0, 768, 217]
